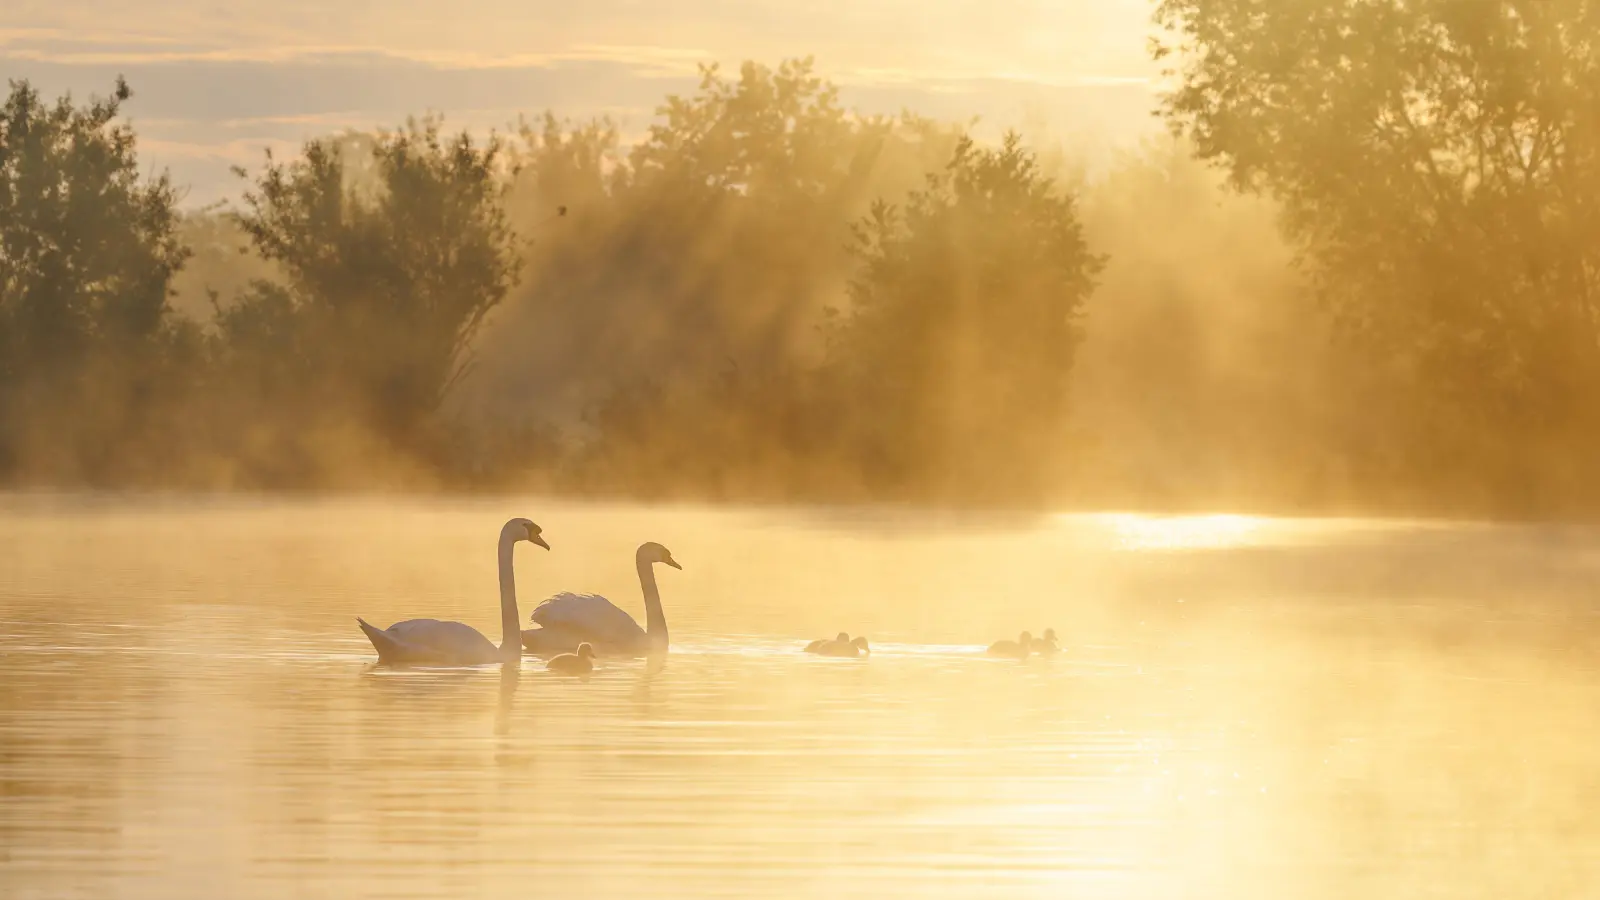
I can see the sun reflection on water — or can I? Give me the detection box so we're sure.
[1093,513,1269,551]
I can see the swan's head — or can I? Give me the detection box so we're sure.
[576,642,595,659]
[851,636,870,654]
[507,518,550,550]
[638,542,681,570]
[1041,628,1057,643]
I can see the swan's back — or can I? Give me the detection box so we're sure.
[387,619,490,647]
[530,592,646,644]
[359,618,498,666]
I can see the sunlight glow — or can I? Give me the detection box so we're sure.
[1098,513,1268,552]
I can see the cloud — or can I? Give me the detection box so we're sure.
[0,29,713,78]
[1,45,1160,205]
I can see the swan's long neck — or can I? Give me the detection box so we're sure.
[497,529,522,662]
[637,554,668,653]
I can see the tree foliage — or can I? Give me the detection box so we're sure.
[472,59,966,497]
[226,119,520,447]
[20,54,1575,514]
[1153,0,1600,503]
[829,132,1104,498]
[0,78,189,480]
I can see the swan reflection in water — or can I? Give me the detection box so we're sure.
[495,663,519,737]
[494,649,669,746]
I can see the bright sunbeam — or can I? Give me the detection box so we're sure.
[4,0,1598,895]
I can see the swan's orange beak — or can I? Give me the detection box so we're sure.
[531,535,550,550]
[664,557,682,570]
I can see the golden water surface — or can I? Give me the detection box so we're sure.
[2,495,1598,898]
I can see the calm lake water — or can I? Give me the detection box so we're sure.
[3,495,1600,899]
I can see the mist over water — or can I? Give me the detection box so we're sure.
[6,0,1600,895]
[3,496,1598,899]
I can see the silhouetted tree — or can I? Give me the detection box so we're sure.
[1153,0,1600,509]
[10,57,1492,511]
[827,132,1105,501]
[473,59,963,497]
[0,77,189,480]
[227,118,520,454]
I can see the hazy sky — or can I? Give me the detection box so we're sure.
[3,1,1163,204]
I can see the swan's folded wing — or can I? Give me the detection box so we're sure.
[392,619,496,656]
[361,618,496,665]
[387,618,450,642]
[530,592,646,643]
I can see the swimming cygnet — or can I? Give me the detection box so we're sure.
[1029,628,1060,655]
[806,632,851,653]
[987,631,1033,659]
[805,633,871,658]
[547,642,596,675]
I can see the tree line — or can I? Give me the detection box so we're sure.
[2,2,1597,517]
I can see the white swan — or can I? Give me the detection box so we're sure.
[522,542,680,658]
[357,518,549,666]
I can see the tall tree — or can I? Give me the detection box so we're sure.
[228,119,520,450]
[1153,0,1600,505]
[0,78,189,479]
[471,60,962,497]
[829,133,1105,501]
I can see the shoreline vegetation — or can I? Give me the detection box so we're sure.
[4,7,1599,522]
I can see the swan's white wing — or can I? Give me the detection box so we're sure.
[387,619,485,649]
[530,592,646,644]
[361,617,497,665]
[391,619,498,656]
